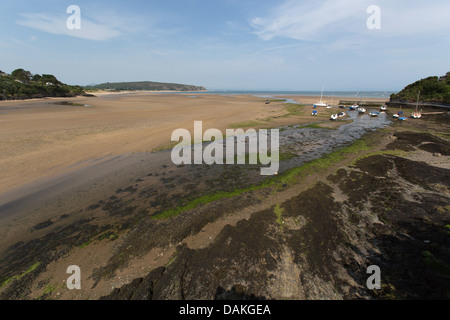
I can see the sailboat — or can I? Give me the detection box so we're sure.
[314,86,327,107]
[327,94,334,109]
[357,91,366,113]
[412,91,422,119]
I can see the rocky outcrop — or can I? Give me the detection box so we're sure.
[100,149,450,299]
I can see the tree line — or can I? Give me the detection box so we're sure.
[0,68,85,100]
[390,72,450,104]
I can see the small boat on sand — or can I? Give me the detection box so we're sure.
[369,111,380,117]
[358,107,366,114]
[380,105,387,111]
[412,91,422,119]
[330,114,338,121]
[314,86,327,107]
[326,94,334,109]
[412,111,422,119]
[312,110,318,116]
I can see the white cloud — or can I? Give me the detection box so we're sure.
[17,12,122,41]
[249,0,364,41]
[249,0,450,42]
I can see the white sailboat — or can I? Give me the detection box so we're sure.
[412,91,422,119]
[357,91,366,113]
[314,86,327,107]
[327,94,334,109]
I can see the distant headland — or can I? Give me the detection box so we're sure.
[84,81,207,92]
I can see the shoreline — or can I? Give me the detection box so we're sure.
[0,94,386,195]
[0,90,391,102]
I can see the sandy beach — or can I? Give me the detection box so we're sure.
[0,93,274,194]
[0,93,387,195]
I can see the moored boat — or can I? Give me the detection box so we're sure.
[314,86,327,107]
[412,91,422,119]
[349,104,359,111]
[412,111,422,119]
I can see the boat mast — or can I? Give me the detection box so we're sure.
[416,91,420,112]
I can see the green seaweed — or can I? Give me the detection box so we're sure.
[152,138,370,220]
[422,251,450,276]
[0,262,41,289]
[274,204,285,231]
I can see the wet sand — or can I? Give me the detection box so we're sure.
[0,93,387,250]
[0,93,277,194]
[0,93,386,194]
[0,93,385,208]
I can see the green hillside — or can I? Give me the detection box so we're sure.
[0,69,84,100]
[85,81,206,92]
[390,72,450,104]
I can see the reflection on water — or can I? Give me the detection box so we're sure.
[186,107,392,189]
[277,109,391,171]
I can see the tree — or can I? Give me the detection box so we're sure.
[40,74,61,85]
[11,69,32,83]
[32,74,42,82]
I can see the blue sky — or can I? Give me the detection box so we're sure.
[1,0,449,91]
